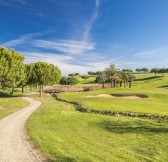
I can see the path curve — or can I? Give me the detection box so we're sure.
[0,97,42,162]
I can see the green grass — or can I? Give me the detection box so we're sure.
[27,73,168,161]
[60,73,168,115]
[76,76,97,86]
[0,97,29,119]
[28,96,168,162]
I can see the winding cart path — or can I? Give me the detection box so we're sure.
[0,97,42,162]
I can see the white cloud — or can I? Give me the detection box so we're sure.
[1,32,48,47]
[82,0,100,42]
[22,50,123,75]
[11,0,27,4]
[96,0,100,7]
[134,46,168,57]
[32,39,94,54]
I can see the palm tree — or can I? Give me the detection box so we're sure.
[128,73,136,88]
[105,63,116,88]
[120,71,129,88]
[96,71,107,88]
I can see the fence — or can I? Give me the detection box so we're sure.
[44,84,111,93]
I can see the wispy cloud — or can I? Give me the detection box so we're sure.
[1,31,48,47]
[21,49,123,75]
[134,46,168,57]
[11,0,27,4]
[82,0,100,42]
[32,39,94,54]
[0,0,27,7]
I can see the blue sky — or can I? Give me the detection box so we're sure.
[1,0,168,75]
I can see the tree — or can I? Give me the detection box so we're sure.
[141,68,149,73]
[128,73,136,88]
[122,69,133,73]
[67,77,79,85]
[33,62,61,97]
[120,71,129,88]
[81,75,89,80]
[60,77,68,85]
[68,73,75,77]
[60,76,79,85]
[0,47,25,96]
[95,71,107,88]
[158,68,166,76]
[105,63,116,88]
[150,68,160,76]
[135,68,141,73]
[88,71,97,75]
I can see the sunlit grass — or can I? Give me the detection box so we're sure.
[28,97,168,161]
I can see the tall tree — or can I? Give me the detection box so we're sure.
[150,68,160,76]
[33,62,61,97]
[0,47,25,96]
[105,63,116,88]
[95,71,107,88]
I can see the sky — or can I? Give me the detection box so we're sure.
[1,0,168,75]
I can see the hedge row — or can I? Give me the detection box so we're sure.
[53,93,168,120]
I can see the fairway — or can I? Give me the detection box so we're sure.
[60,74,168,115]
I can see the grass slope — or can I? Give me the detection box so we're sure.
[28,96,168,162]
[0,97,29,119]
[60,74,168,115]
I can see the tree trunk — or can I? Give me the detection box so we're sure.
[10,87,14,96]
[129,82,132,88]
[120,81,122,87]
[39,85,42,97]
[36,83,38,89]
[111,79,113,88]
[22,87,24,94]
[124,81,126,88]
[42,85,44,92]
[102,83,105,88]
[26,85,28,91]
[113,80,116,88]
[30,86,32,92]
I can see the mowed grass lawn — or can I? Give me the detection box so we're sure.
[28,97,168,162]
[0,97,29,119]
[60,73,168,115]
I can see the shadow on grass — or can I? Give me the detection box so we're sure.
[0,91,10,97]
[111,94,148,98]
[157,85,168,89]
[49,156,92,162]
[135,76,162,81]
[97,120,168,134]
[82,81,96,84]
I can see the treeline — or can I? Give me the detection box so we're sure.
[0,46,61,96]
[95,64,135,88]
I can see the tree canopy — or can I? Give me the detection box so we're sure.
[0,46,61,96]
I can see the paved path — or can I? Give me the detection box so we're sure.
[0,97,42,162]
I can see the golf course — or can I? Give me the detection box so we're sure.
[1,0,168,161]
[26,73,168,162]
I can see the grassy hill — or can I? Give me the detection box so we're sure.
[27,73,168,161]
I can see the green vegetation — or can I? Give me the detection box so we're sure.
[0,97,29,119]
[60,76,79,85]
[28,96,168,161]
[0,47,25,95]
[0,46,61,96]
